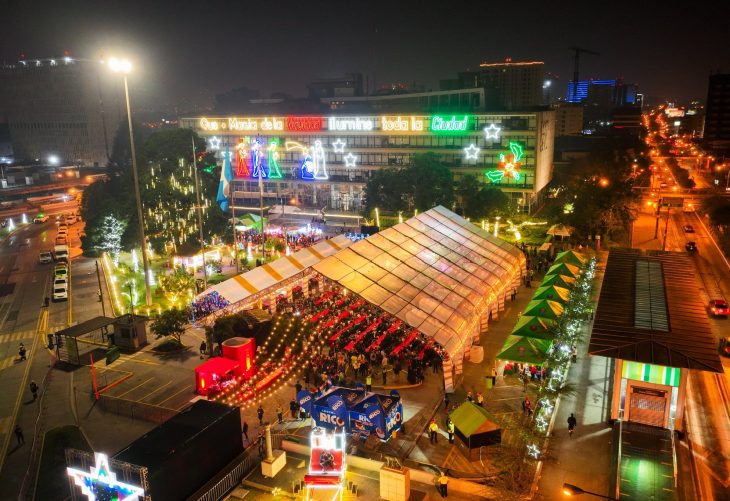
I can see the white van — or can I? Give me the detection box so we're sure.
[54,244,69,261]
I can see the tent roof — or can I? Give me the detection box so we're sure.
[553,250,586,267]
[510,315,555,339]
[546,262,580,278]
[547,224,575,237]
[540,273,576,289]
[449,402,500,436]
[313,206,525,359]
[531,285,570,303]
[497,335,553,364]
[522,299,565,320]
[198,234,353,304]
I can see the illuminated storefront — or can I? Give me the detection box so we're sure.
[180,112,555,213]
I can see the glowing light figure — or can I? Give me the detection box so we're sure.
[208,136,221,150]
[285,141,329,180]
[250,140,267,179]
[540,399,554,415]
[483,123,501,140]
[7,218,14,230]
[495,141,524,181]
[464,144,480,160]
[21,213,28,224]
[535,416,547,432]
[312,140,329,180]
[332,138,346,153]
[131,249,139,273]
[343,152,358,168]
[247,241,253,262]
[267,140,283,179]
[67,452,145,501]
[235,141,250,177]
[527,444,541,459]
[147,267,155,287]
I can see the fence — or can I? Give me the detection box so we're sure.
[97,393,178,424]
[187,433,286,501]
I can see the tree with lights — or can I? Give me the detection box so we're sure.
[98,215,126,265]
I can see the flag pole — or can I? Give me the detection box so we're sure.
[231,177,239,273]
[192,136,208,291]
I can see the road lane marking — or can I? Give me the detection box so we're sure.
[139,380,173,403]
[114,376,154,398]
[157,384,194,406]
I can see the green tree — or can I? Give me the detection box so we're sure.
[151,307,187,345]
[407,153,454,211]
[364,168,408,214]
[157,268,196,298]
[458,174,512,219]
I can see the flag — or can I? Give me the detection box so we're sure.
[217,143,233,212]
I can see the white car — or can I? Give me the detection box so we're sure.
[54,277,68,288]
[52,283,68,301]
[39,251,53,264]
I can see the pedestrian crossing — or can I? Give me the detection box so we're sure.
[0,325,65,371]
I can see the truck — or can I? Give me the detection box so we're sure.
[54,244,69,262]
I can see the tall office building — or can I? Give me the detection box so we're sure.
[703,73,730,152]
[455,60,544,110]
[0,56,124,166]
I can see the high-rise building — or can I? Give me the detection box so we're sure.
[455,60,544,110]
[0,56,124,166]
[703,73,730,152]
[566,79,638,106]
[553,103,584,136]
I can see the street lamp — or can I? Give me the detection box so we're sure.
[562,483,616,500]
[108,57,152,306]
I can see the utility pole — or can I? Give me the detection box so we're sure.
[191,137,208,290]
[95,260,106,317]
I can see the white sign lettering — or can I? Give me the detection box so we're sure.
[381,116,424,132]
[328,117,374,131]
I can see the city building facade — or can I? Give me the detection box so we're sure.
[703,73,730,152]
[447,60,545,110]
[553,103,584,136]
[0,57,124,167]
[180,111,555,214]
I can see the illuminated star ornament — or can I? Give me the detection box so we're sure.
[343,152,358,168]
[483,123,501,140]
[527,444,541,459]
[207,136,221,150]
[464,144,480,160]
[67,452,145,501]
[332,138,346,153]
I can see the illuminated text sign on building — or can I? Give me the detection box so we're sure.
[381,116,425,132]
[199,117,285,132]
[328,117,374,131]
[430,115,470,132]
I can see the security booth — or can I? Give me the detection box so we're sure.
[112,314,148,350]
[589,249,723,431]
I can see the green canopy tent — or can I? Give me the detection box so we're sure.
[540,273,576,289]
[531,284,570,304]
[522,299,564,321]
[497,335,553,365]
[553,250,586,268]
[449,401,501,460]
[235,213,267,231]
[546,262,581,279]
[510,315,555,340]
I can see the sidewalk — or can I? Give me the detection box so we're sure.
[533,252,615,500]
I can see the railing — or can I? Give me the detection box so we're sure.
[97,393,177,424]
[614,419,623,501]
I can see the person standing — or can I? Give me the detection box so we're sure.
[242,421,249,442]
[295,380,303,394]
[429,419,439,444]
[466,391,473,403]
[199,341,207,359]
[257,405,265,425]
[443,393,450,411]
[30,380,38,400]
[491,367,497,387]
[524,397,532,417]
[567,413,577,437]
[14,425,24,446]
[289,399,298,420]
[366,373,372,392]
[277,405,283,424]
[447,418,455,444]
[438,471,449,497]
[476,392,484,407]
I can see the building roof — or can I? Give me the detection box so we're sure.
[55,316,116,338]
[588,248,722,373]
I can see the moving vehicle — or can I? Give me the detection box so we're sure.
[685,241,697,252]
[720,337,730,358]
[34,214,49,223]
[39,251,53,264]
[709,299,729,317]
[683,225,695,233]
[52,283,68,301]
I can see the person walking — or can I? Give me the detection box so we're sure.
[365,373,372,392]
[447,418,455,444]
[199,341,207,359]
[257,405,264,425]
[18,343,27,361]
[443,393,450,411]
[437,470,449,497]
[30,380,38,400]
[429,419,439,444]
[567,413,577,437]
[277,404,283,424]
[524,397,532,417]
[491,366,497,387]
[476,392,484,407]
[295,380,303,394]
[14,424,24,446]
[289,399,298,421]
[242,421,249,442]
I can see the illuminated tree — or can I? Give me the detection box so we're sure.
[99,215,126,265]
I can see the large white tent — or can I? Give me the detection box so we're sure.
[198,207,526,389]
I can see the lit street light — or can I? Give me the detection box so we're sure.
[562,483,616,499]
[108,57,152,306]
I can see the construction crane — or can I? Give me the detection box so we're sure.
[569,47,600,102]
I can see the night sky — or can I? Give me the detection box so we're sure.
[3,0,729,109]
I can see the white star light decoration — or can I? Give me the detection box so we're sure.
[540,399,554,415]
[332,138,346,153]
[67,453,145,501]
[536,416,548,432]
[208,136,221,150]
[527,444,541,459]
[464,144,480,160]
[343,152,358,168]
[484,123,501,140]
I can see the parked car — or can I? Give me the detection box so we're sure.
[54,277,68,288]
[685,241,697,252]
[709,299,729,317]
[719,337,730,358]
[39,251,53,264]
[65,214,77,224]
[34,214,49,223]
[683,225,695,233]
[54,265,68,278]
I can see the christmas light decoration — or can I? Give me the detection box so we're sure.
[207,136,221,150]
[483,123,501,140]
[235,141,250,177]
[66,452,144,501]
[527,443,541,459]
[267,140,283,179]
[464,144,480,160]
[21,213,28,224]
[431,115,470,133]
[343,152,358,168]
[332,138,346,153]
[7,218,14,230]
[485,141,524,182]
[131,249,139,273]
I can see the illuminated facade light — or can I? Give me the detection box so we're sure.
[207,136,221,150]
[343,152,358,168]
[67,452,145,501]
[332,138,346,153]
[483,123,501,140]
[464,144,480,160]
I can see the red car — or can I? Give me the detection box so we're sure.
[709,299,729,317]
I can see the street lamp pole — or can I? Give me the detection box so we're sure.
[562,483,616,500]
[114,59,152,306]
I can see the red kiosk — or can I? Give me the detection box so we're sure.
[221,337,256,378]
[195,357,239,396]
